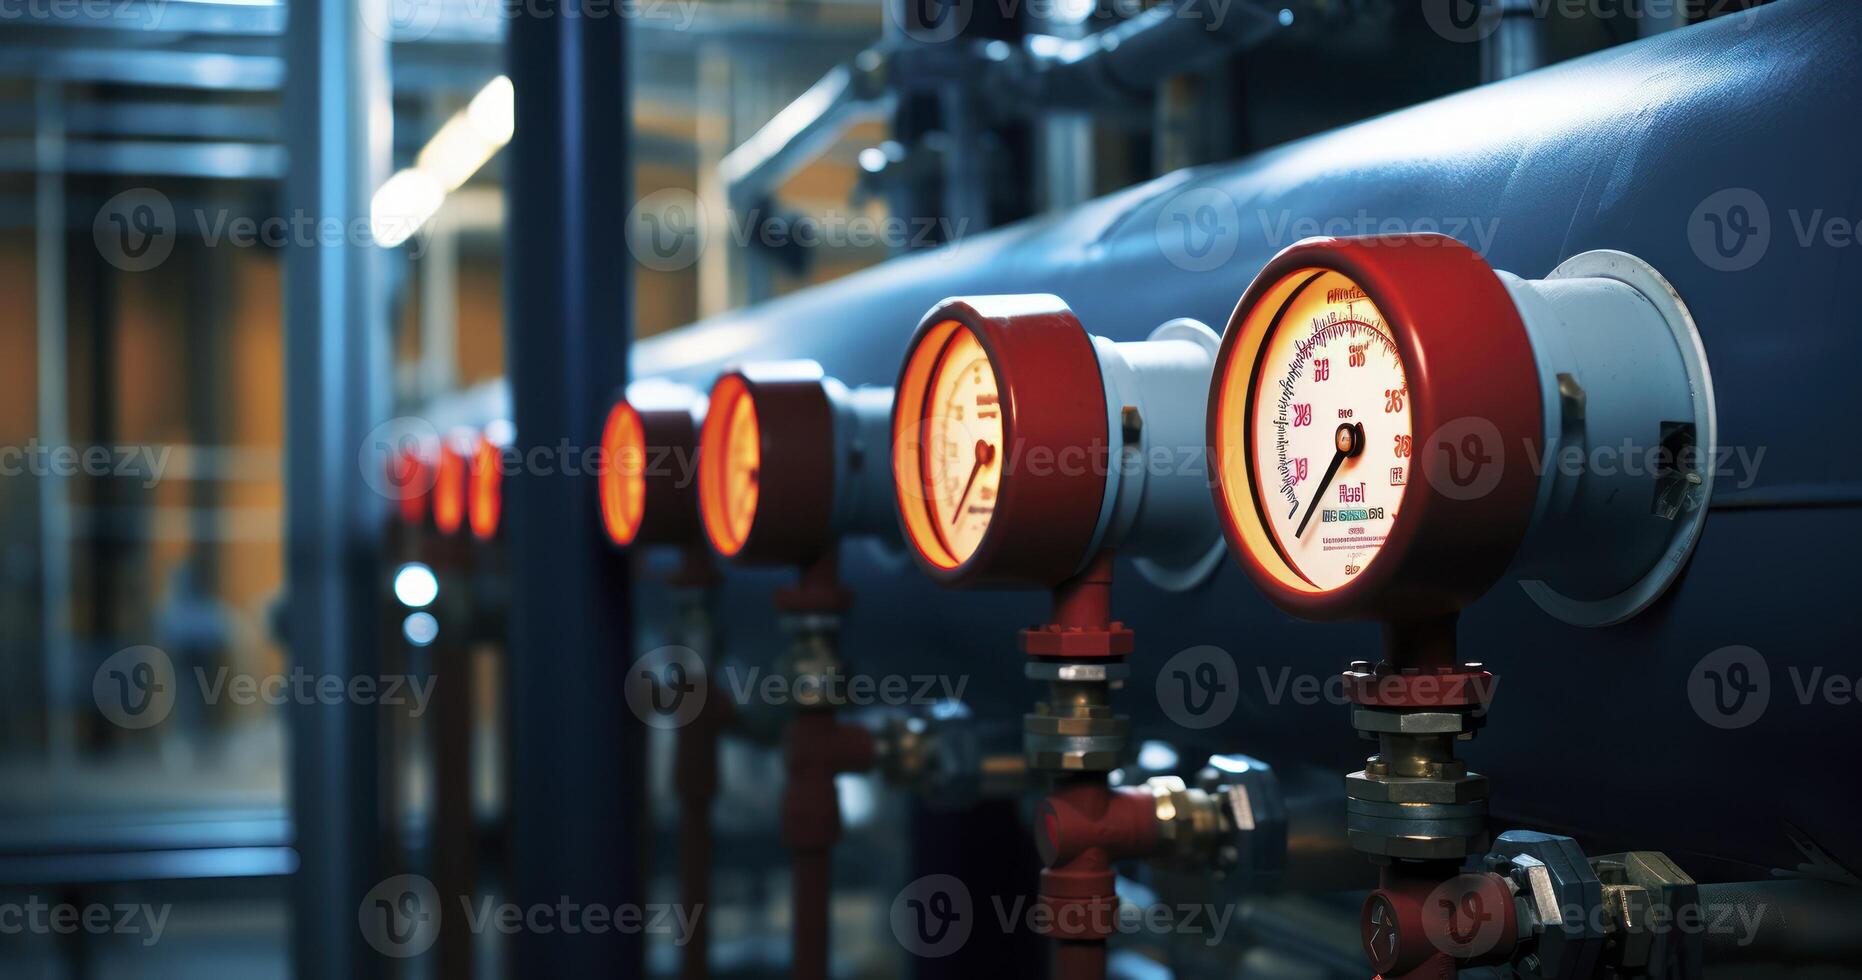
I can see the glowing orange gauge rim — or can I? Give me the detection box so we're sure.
[599,401,648,546]
[1213,267,1411,595]
[432,439,468,535]
[697,375,760,557]
[393,446,432,526]
[893,319,1003,570]
[468,435,505,541]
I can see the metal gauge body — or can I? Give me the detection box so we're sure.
[697,362,896,566]
[602,382,705,549]
[894,294,1223,591]
[1210,236,1715,626]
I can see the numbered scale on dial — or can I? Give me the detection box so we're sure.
[1244,271,1412,591]
[1210,236,1717,625]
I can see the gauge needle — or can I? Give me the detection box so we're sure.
[1295,423,1363,539]
[950,439,995,525]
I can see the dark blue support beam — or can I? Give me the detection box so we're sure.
[503,1,641,976]
[281,0,389,975]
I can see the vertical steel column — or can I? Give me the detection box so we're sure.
[282,0,391,974]
[503,1,641,976]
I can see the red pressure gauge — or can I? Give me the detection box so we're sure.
[893,294,1224,591]
[432,430,473,537]
[696,362,895,565]
[468,419,514,542]
[391,442,435,528]
[1209,235,1715,626]
[599,381,705,549]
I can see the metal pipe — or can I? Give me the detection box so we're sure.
[503,0,641,972]
[1697,879,1862,965]
[634,2,1862,875]
[281,0,390,971]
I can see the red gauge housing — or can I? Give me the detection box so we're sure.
[469,424,514,542]
[601,395,703,549]
[697,366,838,566]
[432,433,471,537]
[893,294,1111,589]
[1208,235,1543,621]
[391,446,434,527]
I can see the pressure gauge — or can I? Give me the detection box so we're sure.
[893,294,1224,591]
[391,442,435,528]
[1210,236,1715,626]
[432,430,473,537]
[599,381,705,549]
[697,362,895,565]
[468,420,514,542]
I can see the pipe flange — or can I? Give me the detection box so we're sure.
[1351,707,1477,736]
[1347,797,1488,860]
[1347,769,1489,805]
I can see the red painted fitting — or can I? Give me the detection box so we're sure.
[675,685,735,980]
[1019,553,1134,658]
[1362,863,1517,979]
[1033,780,1157,953]
[782,711,876,980]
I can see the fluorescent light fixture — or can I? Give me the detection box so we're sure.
[372,74,515,249]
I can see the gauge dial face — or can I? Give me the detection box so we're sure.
[700,379,761,556]
[600,403,646,545]
[1221,269,1412,592]
[919,326,1004,564]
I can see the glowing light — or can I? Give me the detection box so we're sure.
[1137,740,1179,772]
[372,75,515,249]
[403,611,440,647]
[393,562,439,608]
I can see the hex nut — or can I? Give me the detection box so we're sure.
[1351,707,1471,735]
[1346,770,1490,805]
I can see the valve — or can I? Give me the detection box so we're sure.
[1140,754,1287,881]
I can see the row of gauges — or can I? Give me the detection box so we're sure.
[396,234,1718,979]
[595,236,1714,628]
